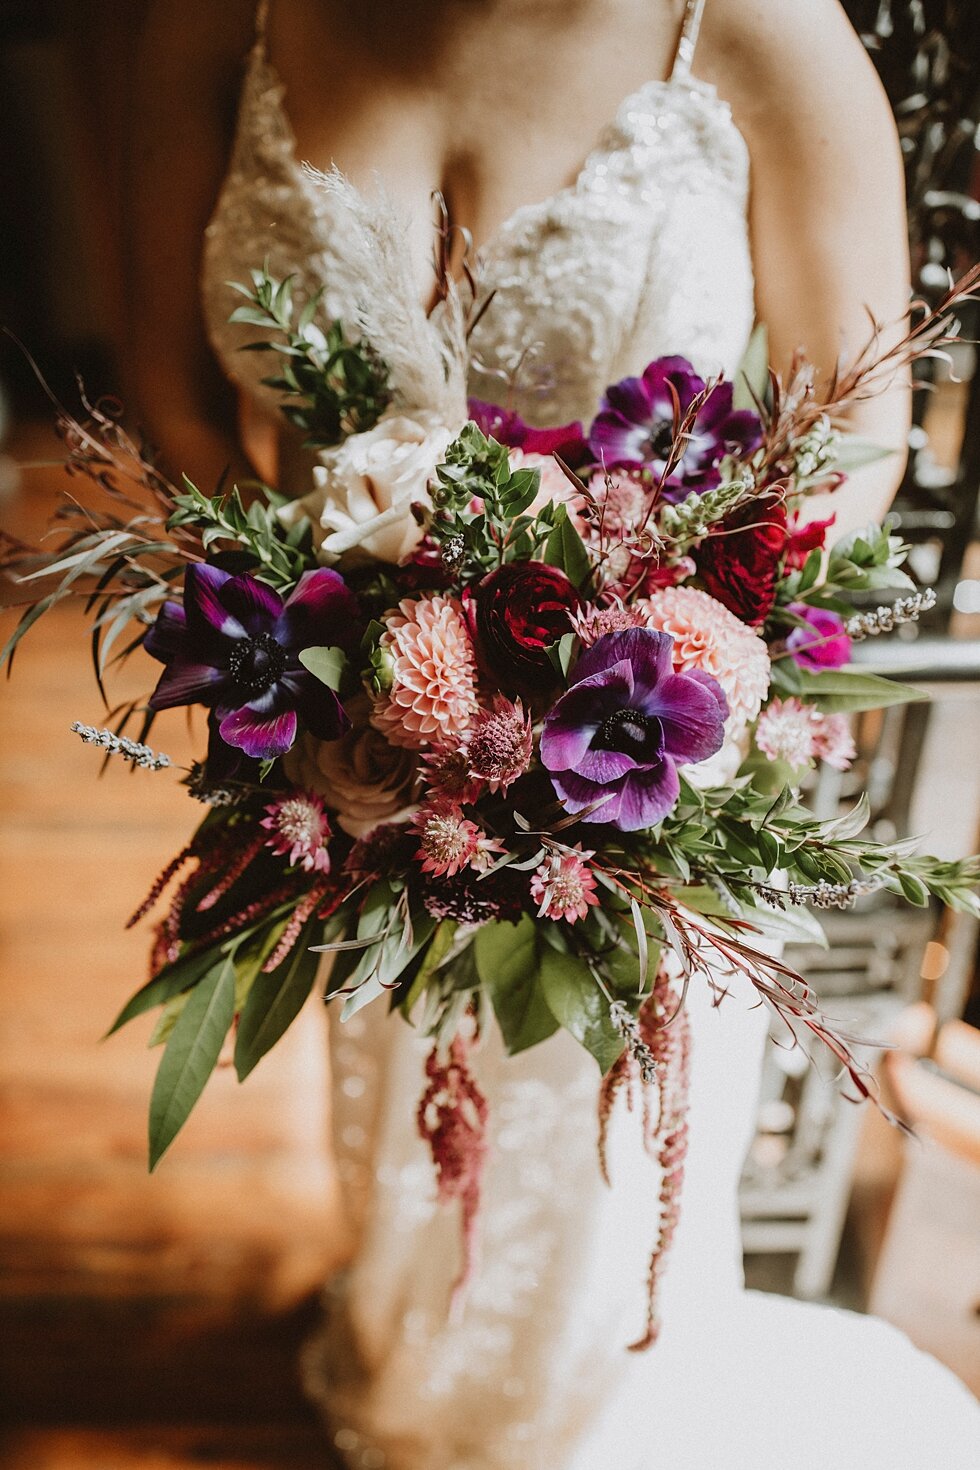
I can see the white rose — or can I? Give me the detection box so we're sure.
[281,411,462,565]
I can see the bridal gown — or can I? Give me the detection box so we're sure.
[201,4,980,1466]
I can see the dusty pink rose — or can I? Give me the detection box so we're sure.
[283,695,419,837]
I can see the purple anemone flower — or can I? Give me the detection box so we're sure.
[785,603,852,671]
[540,628,727,831]
[588,356,762,501]
[145,564,359,760]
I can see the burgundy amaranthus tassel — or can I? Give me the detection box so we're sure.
[628,971,692,1353]
[261,882,331,972]
[417,1025,489,1321]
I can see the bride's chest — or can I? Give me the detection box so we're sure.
[203,72,756,428]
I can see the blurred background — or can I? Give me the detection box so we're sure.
[0,2,978,1466]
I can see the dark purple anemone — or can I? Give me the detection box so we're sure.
[467,398,591,468]
[539,628,727,831]
[588,356,761,501]
[145,564,359,760]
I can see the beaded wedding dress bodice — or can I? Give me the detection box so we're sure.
[201,5,980,1467]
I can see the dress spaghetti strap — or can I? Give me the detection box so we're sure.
[670,0,708,80]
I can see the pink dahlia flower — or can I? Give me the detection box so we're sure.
[811,711,856,771]
[635,585,770,733]
[372,595,480,750]
[755,698,820,769]
[261,790,332,872]
[530,846,601,923]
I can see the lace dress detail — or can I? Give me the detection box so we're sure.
[201,15,980,1469]
[202,54,754,448]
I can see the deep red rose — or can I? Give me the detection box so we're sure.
[464,562,583,694]
[695,495,788,626]
[783,513,835,571]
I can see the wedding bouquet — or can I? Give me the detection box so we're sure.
[4,194,978,1337]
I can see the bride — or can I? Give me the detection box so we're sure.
[126,1,980,1465]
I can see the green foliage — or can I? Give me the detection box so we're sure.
[229,266,391,446]
[148,954,237,1169]
[298,644,348,692]
[474,917,559,1054]
[168,477,311,592]
[426,423,581,580]
[538,947,624,1073]
[234,926,322,1080]
[770,662,927,712]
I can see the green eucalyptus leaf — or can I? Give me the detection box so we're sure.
[796,667,927,713]
[543,514,592,590]
[538,948,623,1073]
[298,644,348,691]
[148,955,237,1170]
[474,917,559,1054]
[105,946,223,1038]
[234,934,320,1080]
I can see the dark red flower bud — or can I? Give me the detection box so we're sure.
[464,562,583,695]
[695,495,788,626]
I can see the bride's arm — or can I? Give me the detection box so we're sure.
[705,0,912,540]
[123,0,256,490]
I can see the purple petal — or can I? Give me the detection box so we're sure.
[149,658,232,711]
[602,375,653,425]
[654,670,728,763]
[588,410,649,468]
[572,629,673,699]
[540,665,633,772]
[143,600,186,663]
[184,563,242,639]
[573,745,640,782]
[219,704,298,759]
[610,762,681,831]
[642,356,704,415]
[276,569,360,651]
[549,768,619,818]
[218,572,284,635]
[281,668,351,741]
[692,380,734,433]
[721,408,763,454]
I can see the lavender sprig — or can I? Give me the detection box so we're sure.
[609,999,658,1083]
[754,876,885,911]
[70,722,172,770]
[846,588,936,640]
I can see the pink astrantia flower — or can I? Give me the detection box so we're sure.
[372,595,480,750]
[463,698,533,792]
[755,698,820,769]
[570,600,649,648]
[635,585,770,734]
[530,845,601,923]
[261,790,332,872]
[412,798,503,879]
[812,711,856,771]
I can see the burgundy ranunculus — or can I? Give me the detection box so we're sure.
[588,356,762,501]
[464,562,583,695]
[783,513,835,572]
[695,495,788,626]
[785,603,852,671]
[467,399,591,468]
[145,563,359,760]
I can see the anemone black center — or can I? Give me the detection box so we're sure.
[228,631,286,696]
[644,420,677,461]
[597,707,664,758]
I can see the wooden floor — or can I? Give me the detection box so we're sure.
[0,428,348,1456]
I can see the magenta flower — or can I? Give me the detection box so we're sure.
[467,399,590,467]
[588,356,761,500]
[785,603,851,671]
[145,564,359,760]
[540,628,727,831]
